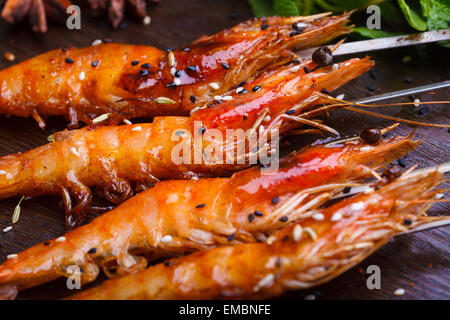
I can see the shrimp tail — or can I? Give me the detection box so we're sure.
[68,165,447,300]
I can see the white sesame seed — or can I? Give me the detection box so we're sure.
[56,236,66,243]
[290,65,301,72]
[170,67,176,76]
[312,213,324,221]
[173,78,181,86]
[123,119,132,125]
[293,225,303,242]
[0,170,7,175]
[143,16,151,26]
[360,146,373,152]
[263,116,271,123]
[259,125,265,134]
[332,63,339,71]
[92,39,102,46]
[3,226,13,232]
[336,94,345,100]
[304,294,316,300]
[213,95,223,101]
[161,235,173,243]
[364,187,375,194]
[304,227,317,241]
[435,193,444,199]
[350,202,364,211]
[394,288,405,296]
[294,22,307,28]
[266,236,275,245]
[344,62,351,67]
[402,56,412,64]
[235,87,244,93]
[209,82,220,90]
[222,95,233,101]
[92,113,110,124]
[413,98,421,107]
[70,147,79,156]
[168,51,175,67]
[7,254,18,259]
[131,126,142,132]
[331,212,342,222]
[253,273,274,292]
[155,97,176,104]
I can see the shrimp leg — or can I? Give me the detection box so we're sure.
[69,166,448,300]
[0,134,417,297]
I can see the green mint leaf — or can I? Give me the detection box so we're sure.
[397,0,428,31]
[248,0,274,17]
[274,0,300,16]
[352,26,401,39]
[420,0,450,30]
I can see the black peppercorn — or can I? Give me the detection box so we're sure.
[312,47,333,66]
[360,128,381,144]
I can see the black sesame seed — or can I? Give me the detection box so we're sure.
[190,95,196,103]
[186,65,197,72]
[229,13,240,19]
[87,247,97,254]
[292,59,301,64]
[175,131,185,136]
[360,128,381,144]
[369,68,376,80]
[282,235,289,241]
[343,186,351,194]
[254,210,263,217]
[279,216,288,222]
[303,66,310,74]
[164,261,173,267]
[252,85,261,92]
[175,69,182,77]
[321,89,330,95]
[248,213,255,223]
[285,109,296,115]
[196,203,206,208]
[199,126,206,135]
[139,69,149,76]
[261,24,269,30]
[240,89,248,94]
[274,258,281,268]
[221,62,230,70]
[131,60,140,66]
[44,242,50,246]
[208,102,217,108]
[141,63,150,68]
[397,158,406,168]
[243,115,248,120]
[238,81,246,87]
[367,84,376,92]
[312,47,333,65]
[166,83,177,88]
[91,60,99,67]
[65,58,74,64]
[271,197,279,205]
[289,30,301,37]
[417,106,429,116]
[104,38,113,43]
[80,267,85,273]
[403,219,412,225]
[61,47,67,52]
[227,233,235,241]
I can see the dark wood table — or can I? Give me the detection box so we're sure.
[0,0,448,300]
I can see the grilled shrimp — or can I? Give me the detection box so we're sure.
[69,165,449,300]
[0,12,351,128]
[0,57,374,228]
[0,134,417,298]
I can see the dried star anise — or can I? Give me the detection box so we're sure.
[87,0,158,29]
[1,0,72,32]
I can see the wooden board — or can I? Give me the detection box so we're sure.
[0,0,448,300]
